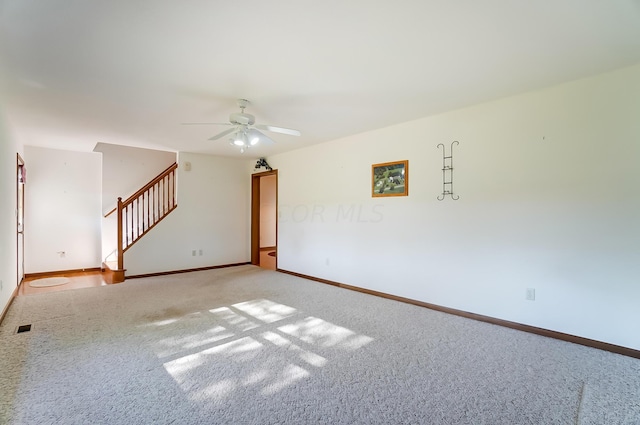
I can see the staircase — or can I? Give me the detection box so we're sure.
[104,163,178,283]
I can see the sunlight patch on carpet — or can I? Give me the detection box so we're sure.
[165,337,265,376]
[262,331,328,367]
[232,299,298,323]
[160,297,374,401]
[278,316,374,350]
[195,379,237,404]
[242,370,270,387]
[209,307,260,331]
[156,325,235,357]
[261,364,310,395]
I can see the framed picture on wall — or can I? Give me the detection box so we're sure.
[372,160,408,197]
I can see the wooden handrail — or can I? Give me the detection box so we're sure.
[104,206,117,218]
[115,162,178,272]
[122,163,178,205]
[104,163,178,219]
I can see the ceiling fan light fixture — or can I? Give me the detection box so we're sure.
[191,98,301,151]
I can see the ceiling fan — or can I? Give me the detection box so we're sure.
[182,99,301,153]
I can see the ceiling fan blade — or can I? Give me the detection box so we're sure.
[182,122,232,126]
[254,124,301,136]
[248,129,276,145]
[208,127,238,141]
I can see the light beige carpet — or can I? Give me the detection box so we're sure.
[1,265,639,424]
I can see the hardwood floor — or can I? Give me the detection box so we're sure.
[19,270,109,296]
[259,249,276,270]
[19,256,274,296]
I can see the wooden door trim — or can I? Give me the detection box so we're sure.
[16,153,24,287]
[251,170,278,266]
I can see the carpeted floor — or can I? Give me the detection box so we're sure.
[1,265,639,424]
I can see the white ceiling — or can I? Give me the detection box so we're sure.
[1,1,640,158]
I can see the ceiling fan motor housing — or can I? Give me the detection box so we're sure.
[230,112,255,125]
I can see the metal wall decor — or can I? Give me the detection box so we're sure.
[437,141,459,200]
[255,157,273,171]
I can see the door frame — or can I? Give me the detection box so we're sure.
[16,153,25,286]
[251,170,278,266]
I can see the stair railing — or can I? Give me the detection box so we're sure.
[114,163,178,270]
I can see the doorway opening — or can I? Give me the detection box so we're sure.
[251,170,277,270]
[17,154,25,286]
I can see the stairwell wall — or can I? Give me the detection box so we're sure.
[94,143,176,216]
[95,143,177,262]
[124,152,250,276]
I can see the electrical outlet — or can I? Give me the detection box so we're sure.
[0,280,3,291]
[199,249,203,256]
[191,250,196,256]
[526,288,536,301]
[325,258,330,266]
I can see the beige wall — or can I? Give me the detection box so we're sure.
[95,143,177,262]
[23,146,102,273]
[0,110,21,312]
[270,64,640,350]
[124,152,250,275]
[94,143,176,215]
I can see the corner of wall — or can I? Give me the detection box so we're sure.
[0,109,20,315]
